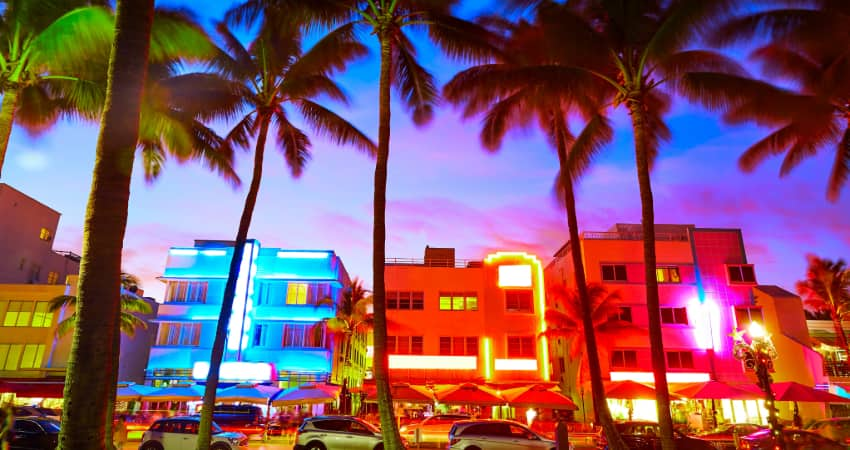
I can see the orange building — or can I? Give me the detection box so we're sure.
[383,246,550,387]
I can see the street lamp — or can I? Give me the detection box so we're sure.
[731,321,784,449]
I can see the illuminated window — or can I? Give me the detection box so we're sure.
[3,301,32,327]
[439,336,479,356]
[601,264,628,282]
[734,307,764,329]
[507,336,535,358]
[286,283,309,305]
[498,265,532,287]
[19,344,45,369]
[611,350,639,369]
[282,322,325,348]
[438,292,478,311]
[505,290,533,313]
[387,336,423,355]
[39,228,51,241]
[166,281,208,303]
[387,291,424,310]
[656,267,681,284]
[156,323,201,346]
[0,344,23,370]
[610,306,632,323]
[667,351,694,369]
[30,302,53,328]
[727,265,756,284]
[660,307,688,325]
[46,271,59,285]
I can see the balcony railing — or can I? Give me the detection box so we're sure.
[385,258,482,268]
[824,361,850,378]
[582,231,690,242]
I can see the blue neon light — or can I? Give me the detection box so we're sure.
[277,251,330,259]
[170,249,198,256]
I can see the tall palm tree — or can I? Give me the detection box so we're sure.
[507,3,745,447]
[195,18,377,449]
[797,255,850,354]
[58,0,155,448]
[225,3,495,446]
[444,16,628,449]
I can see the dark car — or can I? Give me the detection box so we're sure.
[210,405,266,438]
[805,417,850,446]
[610,421,714,450]
[740,428,845,450]
[10,417,60,450]
[697,423,765,450]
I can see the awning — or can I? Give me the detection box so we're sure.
[0,380,64,398]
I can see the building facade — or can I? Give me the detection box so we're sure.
[383,246,550,386]
[147,240,351,389]
[0,183,80,285]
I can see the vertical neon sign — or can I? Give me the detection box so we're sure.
[228,241,258,353]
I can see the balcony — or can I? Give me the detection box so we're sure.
[824,361,850,379]
[582,231,690,242]
[385,258,482,268]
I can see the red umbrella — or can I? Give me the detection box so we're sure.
[771,382,850,403]
[675,381,763,400]
[501,384,578,410]
[605,380,681,400]
[363,383,435,404]
[435,383,504,406]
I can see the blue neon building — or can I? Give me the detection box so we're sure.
[145,239,350,388]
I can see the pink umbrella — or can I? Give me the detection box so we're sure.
[605,380,681,400]
[435,383,504,406]
[501,384,578,410]
[271,383,340,406]
[771,382,850,403]
[675,381,763,400]
[363,383,435,404]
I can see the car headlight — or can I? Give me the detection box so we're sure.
[228,437,241,444]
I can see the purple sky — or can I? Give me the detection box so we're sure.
[3,1,849,300]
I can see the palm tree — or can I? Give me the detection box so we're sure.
[195,18,377,449]
[797,255,850,354]
[58,0,155,448]
[506,3,745,447]
[444,16,628,449]
[225,3,495,446]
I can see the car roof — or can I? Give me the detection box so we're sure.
[453,419,526,426]
[156,416,201,422]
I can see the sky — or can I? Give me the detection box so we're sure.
[2,1,849,300]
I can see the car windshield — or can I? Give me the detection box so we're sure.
[210,422,224,434]
[356,419,380,434]
[39,420,61,433]
[36,408,58,416]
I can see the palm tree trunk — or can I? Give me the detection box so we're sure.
[627,101,674,450]
[58,1,153,449]
[554,116,627,450]
[104,319,121,450]
[829,299,849,352]
[373,32,403,450]
[196,114,270,450]
[0,88,19,178]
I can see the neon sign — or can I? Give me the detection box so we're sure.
[192,361,276,382]
[277,251,331,259]
[388,355,477,370]
[495,359,538,371]
[228,241,258,351]
[610,371,711,383]
[498,265,532,287]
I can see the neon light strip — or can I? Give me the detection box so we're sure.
[495,359,538,371]
[609,371,711,383]
[228,242,255,351]
[388,355,477,370]
[200,249,227,256]
[483,338,493,380]
[276,251,330,259]
[193,361,274,381]
[170,249,198,256]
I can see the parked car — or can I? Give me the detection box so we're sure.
[448,419,568,450]
[400,413,470,444]
[210,405,265,439]
[10,417,60,450]
[697,423,765,450]
[13,407,60,422]
[608,421,714,450]
[294,415,396,450]
[806,417,850,446]
[138,416,248,450]
[739,428,845,450]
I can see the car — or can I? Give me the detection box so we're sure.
[138,416,248,450]
[294,415,395,450]
[10,417,60,450]
[210,405,266,439]
[13,407,60,422]
[697,423,765,450]
[608,421,714,450]
[400,413,470,444]
[739,428,845,450]
[805,417,850,446]
[448,419,568,450]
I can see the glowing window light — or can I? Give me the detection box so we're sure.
[495,359,538,371]
[366,345,374,357]
[609,371,711,383]
[388,355,477,370]
[687,297,723,351]
[498,265,532,287]
[276,251,330,259]
[483,338,493,380]
[192,361,275,381]
[170,249,198,256]
[484,252,550,381]
[200,249,227,256]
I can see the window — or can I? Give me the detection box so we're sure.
[286,283,309,305]
[253,324,268,347]
[610,307,632,323]
[656,267,681,283]
[735,307,764,329]
[601,264,628,281]
[39,228,51,241]
[507,336,535,358]
[166,281,208,303]
[3,301,32,327]
[0,344,44,370]
[660,307,688,325]
[611,350,639,369]
[438,292,478,311]
[387,291,424,310]
[282,322,325,348]
[387,336,424,355]
[505,290,533,313]
[46,271,59,285]
[156,323,201,346]
[19,344,45,369]
[30,302,53,327]
[667,351,694,369]
[728,265,756,283]
[438,337,479,356]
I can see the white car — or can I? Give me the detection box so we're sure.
[448,419,571,450]
[401,414,471,444]
[139,416,248,450]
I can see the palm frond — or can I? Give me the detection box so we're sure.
[827,128,850,202]
[565,112,614,181]
[48,295,76,312]
[479,89,534,152]
[425,11,500,63]
[710,9,840,48]
[392,33,438,127]
[645,0,736,60]
[149,7,216,63]
[212,22,257,80]
[140,143,166,183]
[15,84,62,137]
[158,73,248,123]
[272,110,311,177]
[288,23,367,80]
[284,75,349,105]
[296,99,377,156]
[29,6,113,72]
[55,316,76,337]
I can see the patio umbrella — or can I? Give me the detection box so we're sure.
[217,383,281,404]
[605,380,681,400]
[771,381,850,403]
[271,383,340,406]
[116,383,158,402]
[140,383,206,402]
[363,383,435,404]
[674,381,763,400]
[435,383,504,406]
[501,384,578,410]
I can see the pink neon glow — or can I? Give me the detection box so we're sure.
[610,371,711,383]
[498,265,532,287]
[494,359,538,371]
[687,297,723,351]
[388,355,477,370]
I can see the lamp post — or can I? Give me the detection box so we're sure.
[731,321,784,450]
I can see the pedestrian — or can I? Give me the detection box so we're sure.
[113,416,128,450]
[556,411,570,450]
